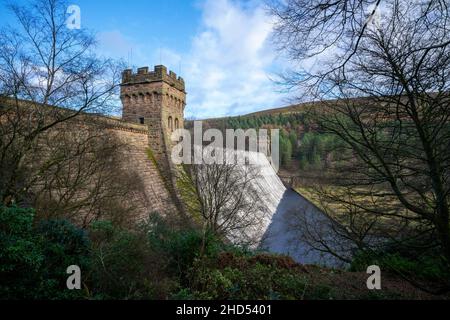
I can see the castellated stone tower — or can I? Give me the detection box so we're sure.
[120,65,186,159]
[120,66,186,215]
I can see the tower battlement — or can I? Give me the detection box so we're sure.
[120,64,186,156]
[122,65,185,92]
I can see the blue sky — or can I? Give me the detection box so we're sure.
[0,0,292,119]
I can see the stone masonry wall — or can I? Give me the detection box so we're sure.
[1,95,179,222]
[46,113,178,220]
[105,118,178,217]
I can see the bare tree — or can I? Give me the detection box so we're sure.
[0,0,123,204]
[268,0,449,95]
[29,118,149,226]
[178,156,267,247]
[270,0,450,290]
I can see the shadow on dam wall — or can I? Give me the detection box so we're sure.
[220,149,352,268]
[259,189,352,268]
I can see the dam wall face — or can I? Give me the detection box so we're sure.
[236,151,287,246]
[230,150,344,267]
[204,149,287,246]
[0,99,178,223]
[106,119,178,219]
[2,65,186,223]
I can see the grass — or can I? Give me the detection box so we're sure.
[295,185,412,219]
[294,184,422,240]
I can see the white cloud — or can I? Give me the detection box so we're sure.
[96,0,288,119]
[184,0,286,119]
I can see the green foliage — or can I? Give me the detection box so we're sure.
[5,207,437,300]
[226,113,310,131]
[185,253,332,300]
[87,220,176,299]
[36,219,90,299]
[0,206,44,299]
[350,247,450,284]
[225,112,348,171]
[297,132,345,170]
[86,216,224,299]
[288,131,298,155]
[280,134,293,166]
[146,215,222,283]
[0,206,89,299]
[37,219,91,274]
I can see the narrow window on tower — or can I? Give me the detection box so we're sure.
[168,116,173,131]
[139,117,145,124]
[175,118,179,129]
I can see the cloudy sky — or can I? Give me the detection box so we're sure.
[0,0,293,119]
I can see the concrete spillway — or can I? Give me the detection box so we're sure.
[232,151,345,267]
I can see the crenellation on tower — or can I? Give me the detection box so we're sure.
[121,65,185,129]
[121,65,185,92]
[137,66,149,74]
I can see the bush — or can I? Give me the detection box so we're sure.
[87,220,177,299]
[0,206,90,299]
[185,252,331,300]
[350,247,450,284]
[144,217,334,300]
[36,219,91,299]
[37,219,90,271]
[0,206,44,299]
[146,215,222,283]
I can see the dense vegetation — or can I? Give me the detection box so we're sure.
[0,206,90,299]
[1,0,449,302]
[1,205,446,300]
[221,111,450,294]
[225,113,346,170]
[0,205,331,300]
